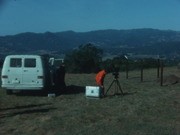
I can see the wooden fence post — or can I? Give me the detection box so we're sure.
[141,60,143,82]
[157,58,160,78]
[160,60,164,86]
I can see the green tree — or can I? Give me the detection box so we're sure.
[65,44,103,73]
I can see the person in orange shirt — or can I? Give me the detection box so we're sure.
[95,69,107,96]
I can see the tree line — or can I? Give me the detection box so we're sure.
[64,44,160,73]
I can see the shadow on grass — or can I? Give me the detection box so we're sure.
[63,85,85,95]
[5,85,85,97]
[61,86,136,97]
[0,103,52,111]
[15,90,49,97]
[0,105,56,118]
[14,87,65,97]
[105,91,137,98]
[0,108,56,118]
[123,91,137,96]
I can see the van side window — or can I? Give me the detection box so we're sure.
[10,58,22,67]
[24,58,36,68]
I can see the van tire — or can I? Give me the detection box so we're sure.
[6,90,13,95]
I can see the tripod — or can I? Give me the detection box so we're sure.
[105,77,124,96]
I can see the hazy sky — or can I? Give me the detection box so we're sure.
[0,0,180,35]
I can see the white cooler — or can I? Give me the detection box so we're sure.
[85,86,101,98]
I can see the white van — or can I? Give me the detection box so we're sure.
[1,55,52,94]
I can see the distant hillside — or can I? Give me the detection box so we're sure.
[0,28,180,57]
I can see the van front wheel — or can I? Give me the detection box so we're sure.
[6,90,13,95]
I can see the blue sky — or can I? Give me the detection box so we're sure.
[0,0,180,35]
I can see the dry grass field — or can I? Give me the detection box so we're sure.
[0,67,180,135]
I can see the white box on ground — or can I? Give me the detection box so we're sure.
[85,86,101,98]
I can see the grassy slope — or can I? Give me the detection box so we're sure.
[0,67,179,135]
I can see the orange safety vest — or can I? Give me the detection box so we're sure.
[95,70,106,86]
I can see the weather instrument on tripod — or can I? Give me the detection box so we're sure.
[105,71,124,96]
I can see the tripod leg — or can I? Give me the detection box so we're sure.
[105,80,115,95]
[115,81,118,95]
[117,80,124,95]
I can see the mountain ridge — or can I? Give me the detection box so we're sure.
[0,28,180,57]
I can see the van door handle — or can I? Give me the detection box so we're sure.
[24,70,28,72]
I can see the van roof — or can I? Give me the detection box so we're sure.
[5,55,42,58]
